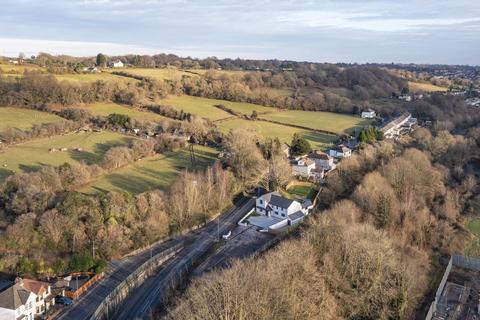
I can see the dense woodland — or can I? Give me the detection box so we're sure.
[167,126,480,319]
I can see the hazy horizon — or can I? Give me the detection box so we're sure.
[1,0,479,65]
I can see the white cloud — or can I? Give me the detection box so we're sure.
[277,10,480,32]
[0,38,165,57]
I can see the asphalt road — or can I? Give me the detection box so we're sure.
[55,237,183,320]
[112,197,255,320]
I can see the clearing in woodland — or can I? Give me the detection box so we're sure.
[81,145,218,194]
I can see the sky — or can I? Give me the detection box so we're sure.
[0,0,479,65]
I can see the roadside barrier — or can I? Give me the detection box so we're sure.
[89,243,183,320]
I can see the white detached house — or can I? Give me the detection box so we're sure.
[329,144,352,158]
[0,279,37,320]
[256,192,313,225]
[361,108,376,119]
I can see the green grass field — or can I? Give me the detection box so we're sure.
[0,131,133,181]
[160,95,233,121]
[109,68,199,81]
[0,63,44,74]
[217,118,337,150]
[0,107,64,131]
[408,81,448,93]
[81,145,218,194]
[72,103,174,123]
[160,95,275,120]
[261,110,369,134]
[55,73,137,84]
[464,218,480,257]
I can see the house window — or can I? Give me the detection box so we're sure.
[259,199,262,204]
[282,213,286,217]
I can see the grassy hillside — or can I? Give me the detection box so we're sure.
[55,72,137,84]
[261,110,369,134]
[82,145,218,194]
[71,103,174,123]
[217,118,337,150]
[0,107,64,131]
[160,95,276,121]
[109,68,199,81]
[408,81,448,93]
[160,95,233,121]
[0,131,133,180]
[0,63,44,74]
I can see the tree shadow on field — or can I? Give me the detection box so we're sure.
[301,132,337,145]
[104,172,173,194]
[18,163,42,173]
[0,168,14,180]
[92,138,134,156]
[69,150,99,165]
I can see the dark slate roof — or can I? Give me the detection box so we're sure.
[308,150,331,160]
[289,211,305,221]
[332,144,351,153]
[270,194,295,209]
[301,199,313,209]
[260,191,281,203]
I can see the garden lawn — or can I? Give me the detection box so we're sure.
[261,110,370,134]
[0,131,133,181]
[72,103,174,123]
[81,145,219,194]
[0,107,64,131]
[217,118,337,150]
[285,184,317,201]
[160,95,233,121]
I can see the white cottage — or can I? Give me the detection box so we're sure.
[0,279,37,320]
[328,144,352,158]
[255,192,313,225]
[361,109,376,119]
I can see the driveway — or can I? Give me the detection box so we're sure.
[248,215,283,229]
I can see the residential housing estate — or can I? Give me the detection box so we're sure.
[291,150,336,181]
[380,112,417,139]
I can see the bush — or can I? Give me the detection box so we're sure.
[68,252,96,272]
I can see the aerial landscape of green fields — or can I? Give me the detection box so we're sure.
[2,1,480,320]
[82,145,218,194]
[0,107,63,131]
[0,131,133,180]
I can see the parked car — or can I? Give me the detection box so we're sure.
[55,295,73,305]
[222,230,232,240]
